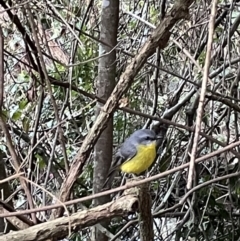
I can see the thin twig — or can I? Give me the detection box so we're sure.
[187,0,218,189]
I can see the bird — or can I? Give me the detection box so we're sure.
[102,129,158,189]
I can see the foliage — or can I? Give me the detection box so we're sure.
[1,0,240,240]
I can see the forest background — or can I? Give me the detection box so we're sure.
[0,0,240,240]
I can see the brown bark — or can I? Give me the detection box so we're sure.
[0,195,138,241]
[139,183,154,241]
[92,0,119,240]
[0,152,20,232]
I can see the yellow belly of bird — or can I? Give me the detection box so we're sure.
[120,142,157,175]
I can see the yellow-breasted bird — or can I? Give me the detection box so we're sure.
[102,129,158,188]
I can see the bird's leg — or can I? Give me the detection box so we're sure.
[114,173,127,199]
[130,174,145,182]
[123,175,146,196]
[146,169,150,177]
[120,173,127,186]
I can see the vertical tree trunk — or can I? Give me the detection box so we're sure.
[0,151,16,233]
[92,0,119,240]
[139,183,154,241]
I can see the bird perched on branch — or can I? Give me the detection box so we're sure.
[102,129,159,189]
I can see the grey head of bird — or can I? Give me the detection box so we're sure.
[127,129,157,146]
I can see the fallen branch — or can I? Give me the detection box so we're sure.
[0,195,138,241]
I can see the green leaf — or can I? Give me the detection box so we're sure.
[22,117,30,133]
[35,154,45,169]
[19,99,28,110]
[1,110,9,121]
[12,110,22,121]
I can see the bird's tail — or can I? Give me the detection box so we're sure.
[102,169,118,190]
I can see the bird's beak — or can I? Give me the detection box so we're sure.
[156,135,161,140]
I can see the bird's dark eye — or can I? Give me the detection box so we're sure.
[146,136,151,140]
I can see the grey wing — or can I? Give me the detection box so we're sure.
[118,138,137,164]
[109,137,137,169]
[102,138,137,189]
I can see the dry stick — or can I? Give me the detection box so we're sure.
[20,176,72,236]
[0,195,138,241]
[155,171,240,217]
[0,173,24,184]
[1,139,239,218]
[46,1,84,49]
[66,42,120,66]
[27,10,71,221]
[125,10,214,86]
[55,0,194,218]
[0,1,31,13]
[0,26,3,109]
[0,25,37,224]
[187,0,218,189]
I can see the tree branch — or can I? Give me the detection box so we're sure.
[0,195,138,241]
